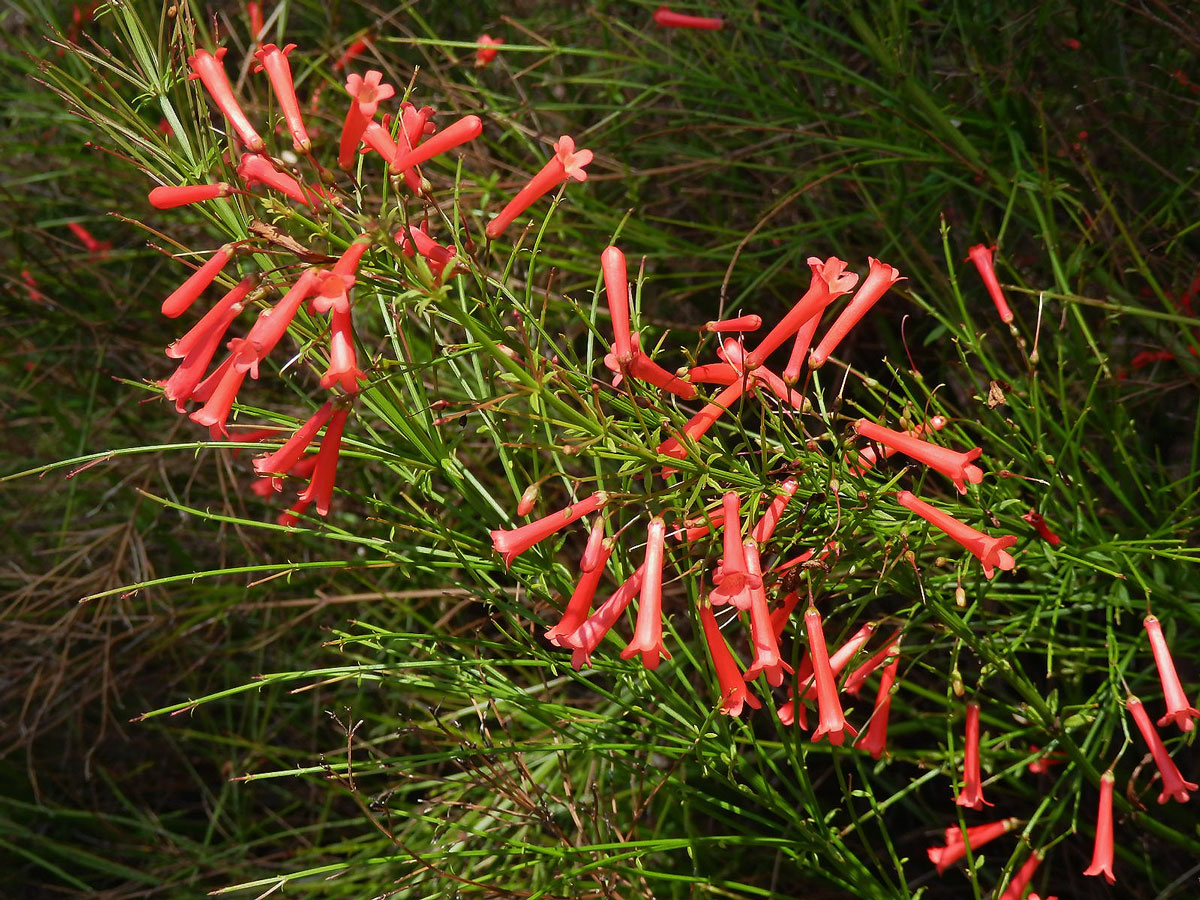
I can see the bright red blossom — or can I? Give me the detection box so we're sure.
[804,605,856,745]
[1126,694,1196,804]
[809,257,903,369]
[490,491,609,568]
[187,48,265,152]
[545,538,614,647]
[161,244,236,318]
[897,490,1017,579]
[475,34,502,67]
[699,600,761,716]
[956,700,993,809]
[967,244,1014,324]
[855,419,983,493]
[620,517,672,668]
[1144,614,1200,731]
[856,643,900,759]
[296,407,349,516]
[254,43,311,152]
[651,6,724,29]
[1082,770,1116,884]
[485,135,593,239]
[149,183,232,209]
[926,817,1020,875]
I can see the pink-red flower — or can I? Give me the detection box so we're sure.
[490,491,609,567]
[855,419,983,493]
[162,244,236,318]
[651,6,724,30]
[475,34,502,67]
[254,43,311,152]
[295,406,350,516]
[856,643,900,759]
[956,700,993,809]
[1127,693,1197,803]
[149,183,232,209]
[486,135,593,239]
[1082,770,1116,884]
[745,256,858,369]
[1021,509,1062,546]
[237,153,320,206]
[804,605,856,745]
[1144,614,1200,731]
[705,315,762,333]
[809,257,903,369]
[561,566,643,670]
[896,491,1017,579]
[187,48,265,153]
[390,114,484,174]
[967,244,1014,324]
[999,851,1043,900]
[161,291,249,412]
[709,492,759,609]
[698,600,761,716]
[66,221,111,259]
[620,517,672,668]
[927,817,1019,875]
[339,71,395,169]
[230,267,325,378]
[741,542,792,687]
[166,275,256,360]
[254,401,335,479]
[545,537,614,647]
[850,415,947,475]
[333,34,372,71]
[750,476,798,543]
[321,305,364,392]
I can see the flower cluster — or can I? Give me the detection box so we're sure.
[151,30,591,525]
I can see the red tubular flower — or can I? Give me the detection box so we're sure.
[789,623,875,728]
[855,419,983,494]
[149,183,232,209]
[1083,770,1116,884]
[246,2,264,39]
[999,851,1043,900]
[652,6,724,29]
[856,643,900,759]
[361,118,398,164]
[321,306,365,392]
[1144,615,1200,731]
[485,135,593,239]
[475,33,502,67]
[161,303,245,412]
[333,34,372,72]
[238,153,320,206]
[252,454,319,497]
[396,224,458,283]
[602,245,634,364]
[66,221,111,259]
[490,491,610,568]
[390,114,483,174]
[546,538,614,647]
[254,401,335,477]
[843,636,901,697]
[688,363,739,385]
[1026,745,1065,774]
[804,606,856,745]
[699,600,761,716]
[809,258,904,369]
[338,71,395,169]
[230,267,325,378]
[296,407,349,516]
[769,589,801,639]
[927,818,1020,875]
[656,380,747,461]
[709,492,759,609]
[254,43,311,152]
[516,484,539,517]
[781,306,823,386]
[705,315,762,333]
[187,48,265,153]
[851,415,948,474]
[313,235,372,313]
[278,494,313,526]
[623,340,698,398]
[967,244,1014,324]
[580,517,607,572]
[166,275,256,359]
[621,518,672,668]
[189,354,250,435]
[896,491,1018,579]
[751,476,798,543]
[956,700,993,809]
[162,244,236,318]
[745,256,857,369]
[394,102,438,190]
[562,566,644,670]
[1128,693,1198,803]
[742,542,792,687]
